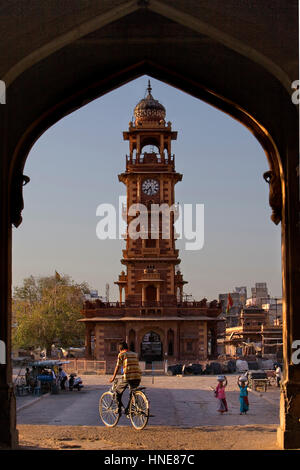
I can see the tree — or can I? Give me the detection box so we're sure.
[12,274,90,356]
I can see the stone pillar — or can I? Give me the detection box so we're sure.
[85,327,92,358]
[0,114,18,447]
[118,285,122,303]
[277,132,300,449]
[137,135,140,161]
[160,134,164,162]
[156,284,160,302]
[141,286,145,305]
[163,331,168,358]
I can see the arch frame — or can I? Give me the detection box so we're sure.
[8,60,285,228]
[0,3,298,449]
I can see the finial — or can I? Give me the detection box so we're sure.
[147,79,152,95]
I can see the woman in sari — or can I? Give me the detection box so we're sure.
[214,375,228,413]
[238,376,249,414]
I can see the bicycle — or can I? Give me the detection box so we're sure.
[99,378,150,430]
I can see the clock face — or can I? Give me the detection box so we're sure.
[142,179,159,196]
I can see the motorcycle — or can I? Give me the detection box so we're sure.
[68,373,83,391]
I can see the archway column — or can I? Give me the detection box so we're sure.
[141,286,146,305]
[156,283,160,302]
[162,330,168,359]
[0,128,17,447]
[277,137,300,449]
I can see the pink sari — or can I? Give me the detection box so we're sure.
[215,384,228,412]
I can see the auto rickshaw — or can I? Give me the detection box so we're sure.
[28,360,70,394]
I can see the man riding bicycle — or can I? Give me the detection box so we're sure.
[110,341,142,414]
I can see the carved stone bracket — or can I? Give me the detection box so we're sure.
[263,170,282,225]
[10,173,30,228]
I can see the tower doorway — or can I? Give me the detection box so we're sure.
[145,285,156,302]
[140,331,162,362]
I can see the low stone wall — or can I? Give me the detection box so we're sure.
[64,359,106,375]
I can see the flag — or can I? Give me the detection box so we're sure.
[55,270,61,281]
[226,293,233,313]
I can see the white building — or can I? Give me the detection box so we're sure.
[262,298,282,325]
[246,282,269,307]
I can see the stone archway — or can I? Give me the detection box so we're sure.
[0,2,298,449]
[137,325,166,361]
[140,331,163,362]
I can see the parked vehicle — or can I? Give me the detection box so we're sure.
[167,363,203,376]
[246,369,268,391]
[28,360,70,394]
[167,364,183,376]
[203,362,223,375]
[183,363,203,375]
[69,373,83,391]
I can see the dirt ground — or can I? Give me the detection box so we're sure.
[16,424,280,450]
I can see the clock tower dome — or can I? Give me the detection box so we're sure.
[115,81,187,307]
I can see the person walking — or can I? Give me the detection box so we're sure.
[238,376,249,414]
[275,365,282,387]
[214,375,228,413]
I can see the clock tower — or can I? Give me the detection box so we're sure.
[115,81,187,308]
[81,81,222,365]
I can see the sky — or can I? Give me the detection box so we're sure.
[12,76,282,301]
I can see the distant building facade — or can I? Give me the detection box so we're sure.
[225,306,282,358]
[219,286,247,329]
[246,282,270,307]
[262,298,282,325]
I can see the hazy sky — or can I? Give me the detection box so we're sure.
[12,76,282,301]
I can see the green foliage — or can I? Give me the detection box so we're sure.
[12,275,89,352]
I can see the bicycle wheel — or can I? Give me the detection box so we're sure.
[99,391,120,427]
[129,390,149,430]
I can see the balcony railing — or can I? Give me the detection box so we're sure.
[141,301,162,307]
[84,299,221,310]
[125,152,175,165]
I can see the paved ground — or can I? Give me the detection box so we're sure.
[15,374,283,450]
[17,374,280,427]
